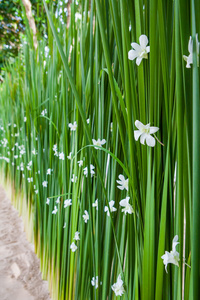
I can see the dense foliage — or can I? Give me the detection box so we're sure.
[0,0,23,68]
[0,0,57,70]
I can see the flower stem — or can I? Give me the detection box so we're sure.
[153,134,164,146]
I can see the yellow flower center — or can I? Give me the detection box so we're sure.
[141,126,150,134]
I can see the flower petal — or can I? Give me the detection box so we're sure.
[140,133,148,145]
[136,56,143,66]
[117,185,124,190]
[131,42,141,52]
[118,174,125,181]
[116,274,124,286]
[186,62,192,68]
[134,130,142,141]
[188,36,193,53]
[139,34,149,48]
[187,54,193,66]
[128,49,138,60]
[135,120,145,131]
[165,252,179,266]
[146,135,156,147]
[146,46,150,53]
[109,200,115,207]
[173,235,178,243]
[183,55,188,63]
[172,235,179,252]
[149,126,159,134]
[119,197,129,207]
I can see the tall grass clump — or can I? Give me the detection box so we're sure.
[0,0,199,299]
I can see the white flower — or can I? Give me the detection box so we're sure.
[119,197,134,215]
[47,168,53,175]
[183,36,193,68]
[75,12,82,22]
[92,199,98,210]
[59,152,65,160]
[3,157,10,163]
[161,235,180,273]
[73,231,80,241]
[134,120,159,147]
[77,160,83,167]
[87,118,90,124]
[26,166,31,171]
[19,144,25,150]
[83,167,88,177]
[63,222,66,228]
[128,34,150,66]
[91,276,98,289]
[24,117,27,122]
[71,174,77,183]
[183,35,199,68]
[32,149,37,155]
[83,164,95,177]
[27,160,32,167]
[56,197,60,204]
[67,152,73,160]
[116,174,128,191]
[52,206,58,214]
[83,210,89,223]
[35,190,38,194]
[70,242,78,252]
[53,144,57,152]
[68,121,77,131]
[89,164,95,177]
[111,274,125,296]
[41,109,47,116]
[20,149,26,155]
[104,200,117,217]
[53,144,59,156]
[27,177,33,183]
[92,138,106,149]
[42,180,48,187]
[64,199,72,208]
[46,198,50,205]
[1,138,8,147]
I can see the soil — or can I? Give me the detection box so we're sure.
[0,185,51,300]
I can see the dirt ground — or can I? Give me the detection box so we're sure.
[0,185,51,300]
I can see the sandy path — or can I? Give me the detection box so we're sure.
[0,186,51,300]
